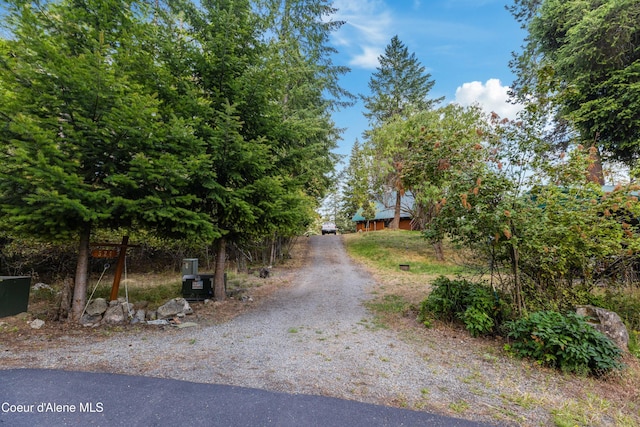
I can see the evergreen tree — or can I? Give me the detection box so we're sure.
[362,35,443,126]
[510,0,640,171]
[362,36,442,228]
[257,0,351,201]
[0,0,212,320]
[340,140,372,222]
[165,0,347,299]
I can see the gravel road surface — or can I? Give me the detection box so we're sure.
[1,235,571,425]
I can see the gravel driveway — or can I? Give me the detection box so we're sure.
[1,235,581,425]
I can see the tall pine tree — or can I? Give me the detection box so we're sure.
[163,0,347,299]
[362,36,442,228]
[362,35,442,126]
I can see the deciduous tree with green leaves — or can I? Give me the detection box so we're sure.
[373,104,489,260]
[430,109,640,313]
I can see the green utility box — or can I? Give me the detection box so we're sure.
[0,276,31,318]
[181,273,227,301]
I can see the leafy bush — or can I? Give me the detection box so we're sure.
[418,276,510,337]
[505,311,623,376]
[521,279,600,314]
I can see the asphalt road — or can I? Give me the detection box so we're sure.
[1,369,492,426]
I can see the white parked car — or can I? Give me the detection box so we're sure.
[321,222,337,235]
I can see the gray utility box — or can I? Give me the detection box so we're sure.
[182,258,198,276]
[0,276,31,318]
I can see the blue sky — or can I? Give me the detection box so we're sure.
[328,0,527,161]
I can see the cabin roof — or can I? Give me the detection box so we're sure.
[351,193,415,222]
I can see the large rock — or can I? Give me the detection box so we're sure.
[85,298,108,316]
[80,313,102,327]
[29,319,45,329]
[103,302,134,324]
[134,309,146,322]
[576,305,629,351]
[157,298,192,319]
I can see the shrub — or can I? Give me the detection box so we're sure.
[505,311,623,376]
[418,276,510,337]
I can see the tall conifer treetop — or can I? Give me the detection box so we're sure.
[362,35,443,126]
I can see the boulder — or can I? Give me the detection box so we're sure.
[29,319,45,329]
[108,297,127,308]
[157,298,192,319]
[103,302,134,324]
[134,309,146,322]
[80,313,102,327]
[85,298,108,316]
[576,305,629,351]
[146,319,169,325]
[32,283,54,292]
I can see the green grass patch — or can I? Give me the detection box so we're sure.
[344,230,469,276]
[365,294,410,314]
[93,280,181,309]
[551,394,617,427]
[449,400,470,414]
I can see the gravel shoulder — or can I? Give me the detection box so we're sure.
[1,235,638,426]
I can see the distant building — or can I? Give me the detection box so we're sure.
[351,193,415,232]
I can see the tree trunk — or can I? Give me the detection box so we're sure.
[71,223,91,321]
[433,240,445,262]
[269,234,276,267]
[390,190,402,229]
[587,144,605,185]
[56,276,73,321]
[510,243,523,316]
[214,237,227,301]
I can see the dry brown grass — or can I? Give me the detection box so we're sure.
[1,238,311,349]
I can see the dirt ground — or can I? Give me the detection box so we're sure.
[0,238,309,351]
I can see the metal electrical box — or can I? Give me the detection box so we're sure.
[181,273,228,301]
[181,274,214,301]
[182,258,198,276]
[0,276,31,318]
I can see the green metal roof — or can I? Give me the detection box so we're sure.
[351,193,415,222]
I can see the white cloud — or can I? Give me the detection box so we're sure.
[329,0,487,71]
[349,46,384,69]
[331,0,393,69]
[454,79,523,119]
